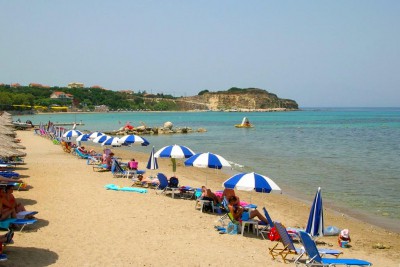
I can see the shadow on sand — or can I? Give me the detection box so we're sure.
[3,246,58,266]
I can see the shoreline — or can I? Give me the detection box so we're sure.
[281,185,400,234]
[99,144,400,234]
[8,130,400,265]
[12,111,400,233]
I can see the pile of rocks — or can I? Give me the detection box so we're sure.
[106,121,207,136]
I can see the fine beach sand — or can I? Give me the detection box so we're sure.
[4,130,400,266]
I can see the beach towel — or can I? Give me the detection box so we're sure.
[104,184,147,193]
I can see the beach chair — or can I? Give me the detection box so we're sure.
[155,173,169,194]
[155,173,180,198]
[269,222,342,264]
[259,207,275,239]
[87,155,101,165]
[218,198,259,236]
[111,159,131,178]
[0,218,38,232]
[298,231,372,267]
[0,171,19,178]
[74,148,90,159]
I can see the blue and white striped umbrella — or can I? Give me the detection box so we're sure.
[118,134,150,146]
[89,132,105,140]
[146,146,159,170]
[154,144,195,159]
[101,136,121,146]
[184,152,231,169]
[92,135,111,144]
[306,187,324,237]
[76,133,91,142]
[223,172,281,193]
[63,130,83,138]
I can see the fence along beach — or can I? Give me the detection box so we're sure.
[6,129,400,266]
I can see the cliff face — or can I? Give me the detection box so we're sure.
[179,88,298,111]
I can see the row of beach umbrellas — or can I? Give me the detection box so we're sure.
[151,144,323,237]
[62,129,150,147]
[0,112,27,158]
[62,128,323,237]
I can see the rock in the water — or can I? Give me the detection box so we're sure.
[164,121,173,129]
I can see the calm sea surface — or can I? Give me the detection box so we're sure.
[16,108,400,231]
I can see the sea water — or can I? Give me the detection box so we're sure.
[16,108,400,231]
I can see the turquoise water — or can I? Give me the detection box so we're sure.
[16,108,400,231]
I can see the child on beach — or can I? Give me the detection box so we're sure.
[338,229,351,247]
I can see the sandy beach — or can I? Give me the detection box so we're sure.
[3,130,399,266]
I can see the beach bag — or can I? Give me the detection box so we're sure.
[268,226,280,241]
[227,222,238,235]
[169,177,179,188]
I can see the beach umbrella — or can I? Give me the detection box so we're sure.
[146,146,159,170]
[101,136,121,146]
[184,152,231,185]
[76,134,91,142]
[63,130,83,138]
[306,187,324,237]
[0,146,27,158]
[223,172,281,193]
[118,134,150,146]
[154,144,195,173]
[0,126,16,136]
[92,135,111,144]
[222,172,281,203]
[184,152,231,169]
[89,132,105,140]
[0,139,25,149]
[154,144,195,159]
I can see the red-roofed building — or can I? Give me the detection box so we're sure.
[119,90,134,94]
[50,91,74,100]
[29,83,43,87]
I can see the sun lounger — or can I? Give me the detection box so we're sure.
[74,148,90,159]
[93,164,110,172]
[0,218,38,232]
[269,222,342,264]
[298,231,372,266]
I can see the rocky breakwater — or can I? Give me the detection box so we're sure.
[103,121,207,136]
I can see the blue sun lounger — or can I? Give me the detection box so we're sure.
[299,231,372,266]
[269,222,342,264]
[0,218,38,232]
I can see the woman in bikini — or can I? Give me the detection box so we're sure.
[227,196,269,225]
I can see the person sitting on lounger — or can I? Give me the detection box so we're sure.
[127,158,138,170]
[78,146,88,154]
[4,185,26,213]
[222,188,240,205]
[0,189,16,220]
[134,174,159,187]
[102,152,114,170]
[227,196,269,225]
[201,186,221,205]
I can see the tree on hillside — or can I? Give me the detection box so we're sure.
[198,90,209,95]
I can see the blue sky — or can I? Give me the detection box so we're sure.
[1,1,399,107]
